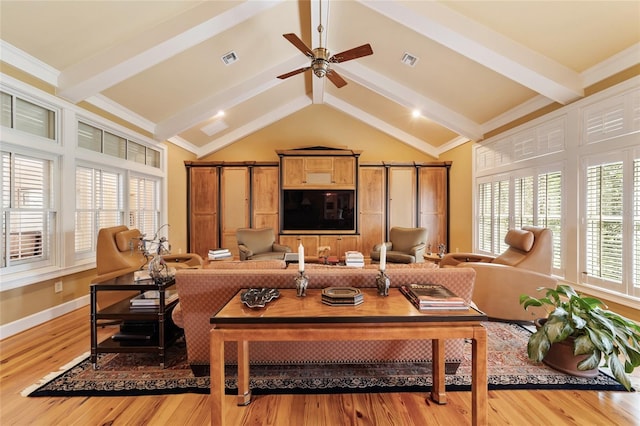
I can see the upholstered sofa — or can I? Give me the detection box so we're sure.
[172,263,476,376]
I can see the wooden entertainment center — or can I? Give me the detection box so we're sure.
[185,147,450,260]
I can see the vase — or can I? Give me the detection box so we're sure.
[534,319,599,378]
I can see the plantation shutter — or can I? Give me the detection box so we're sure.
[129,176,160,238]
[75,166,123,255]
[494,180,510,254]
[538,171,563,271]
[477,182,492,252]
[514,176,534,228]
[1,152,49,266]
[585,162,623,283]
[634,159,640,288]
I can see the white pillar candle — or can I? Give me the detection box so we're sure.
[298,243,305,272]
[379,243,386,271]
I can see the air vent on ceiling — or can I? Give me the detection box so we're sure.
[221,51,239,65]
[401,52,419,67]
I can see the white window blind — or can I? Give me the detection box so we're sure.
[494,180,510,254]
[538,171,563,271]
[75,166,123,254]
[477,182,492,252]
[1,151,52,267]
[514,176,534,228]
[585,161,624,283]
[634,159,640,288]
[129,175,160,238]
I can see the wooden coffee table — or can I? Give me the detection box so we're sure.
[210,288,488,426]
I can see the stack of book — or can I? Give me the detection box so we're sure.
[208,248,232,260]
[321,287,364,306]
[344,251,365,267]
[130,289,179,309]
[399,283,468,311]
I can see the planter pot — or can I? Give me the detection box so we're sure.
[534,319,599,378]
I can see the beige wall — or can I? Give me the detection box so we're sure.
[201,105,439,163]
[441,142,474,253]
[166,143,197,254]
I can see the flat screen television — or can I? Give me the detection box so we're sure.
[281,189,356,232]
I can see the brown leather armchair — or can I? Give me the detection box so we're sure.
[370,227,427,264]
[440,226,556,322]
[92,225,203,308]
[236,227,292,261]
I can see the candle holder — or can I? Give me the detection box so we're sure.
[294,271,308,297]
[375,270,390,296]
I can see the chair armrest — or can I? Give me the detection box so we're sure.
[409,243,426,255]
[238,244,253,261]
[440,252,495,267]
[272,243,292,253]
[372,242,392,252]
[461,262,556,322]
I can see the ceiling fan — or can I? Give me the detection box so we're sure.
[276,4,373,88]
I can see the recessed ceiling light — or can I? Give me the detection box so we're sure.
[401,52,419,67]
[412,109,421,118]
[221,51,239,65]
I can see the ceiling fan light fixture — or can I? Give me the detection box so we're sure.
[312,59,329,78]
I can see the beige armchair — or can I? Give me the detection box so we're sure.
[92,225,203,308]
[236,227,292,261]
[371,227,427,264]
[440,226,555,322]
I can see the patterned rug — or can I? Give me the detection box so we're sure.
[24,322,628,397]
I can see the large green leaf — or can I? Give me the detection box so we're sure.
[577,350,601,371]
[527,330,551,362]
[609,355,632,391]
[586,327,614,354]
[573,334,596,355]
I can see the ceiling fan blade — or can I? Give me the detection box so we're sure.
[283,33,314,58]
[277,67,311,80]
[329,44,373,63]
[326,69,347,88]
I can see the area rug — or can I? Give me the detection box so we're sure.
[23,322,629,397]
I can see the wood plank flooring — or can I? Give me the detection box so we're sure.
[1,306,638,426]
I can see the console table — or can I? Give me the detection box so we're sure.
[210,288,488,425]
[90,273,180,369]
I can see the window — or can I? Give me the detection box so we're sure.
[0,91,56,140]
[1,151,54,268]
[75,166,123,255]
[634,159,640,288]
[476,82,638,301]
[129,175,160,238]
[477,170,563,274]
[78,121,161,168]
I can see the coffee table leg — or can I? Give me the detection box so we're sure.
[210,329,225,426]
[431,338,447,404]
[472,326,488,426]
[237,340,252,406]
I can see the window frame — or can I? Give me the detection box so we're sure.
[0,77,168,292]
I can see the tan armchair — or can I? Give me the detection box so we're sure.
[440,226,556,322]
[92,225,203,308]
[236,227,292,261]
[370,227,427,264]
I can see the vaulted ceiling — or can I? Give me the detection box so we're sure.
[1,1,638,158]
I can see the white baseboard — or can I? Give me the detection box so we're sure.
[0,295,89,340]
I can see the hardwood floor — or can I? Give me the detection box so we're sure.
[1,307,638,426]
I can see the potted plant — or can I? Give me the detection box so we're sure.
[520,284,640,391]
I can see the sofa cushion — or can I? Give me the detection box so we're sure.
[115,229,142,252]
